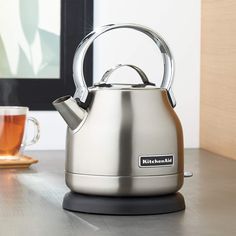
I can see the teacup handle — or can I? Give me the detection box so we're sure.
[22,117,40,147]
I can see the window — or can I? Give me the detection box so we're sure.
[0,0,93,110]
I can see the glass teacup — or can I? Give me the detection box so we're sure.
[0,106,40,160]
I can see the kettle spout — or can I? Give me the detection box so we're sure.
[53,95,87,130]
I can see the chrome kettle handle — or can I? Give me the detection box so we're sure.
[73,23,176,107]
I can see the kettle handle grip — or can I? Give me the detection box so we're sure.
[73,23,176,107]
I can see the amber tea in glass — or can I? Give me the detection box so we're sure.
[0,107,40,160]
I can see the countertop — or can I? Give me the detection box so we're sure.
[0,149,235,236]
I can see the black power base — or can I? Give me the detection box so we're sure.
[63,192,185,215]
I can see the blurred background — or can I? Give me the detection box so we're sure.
[2,0,235,161]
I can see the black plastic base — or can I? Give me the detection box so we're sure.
[63,192,185,215]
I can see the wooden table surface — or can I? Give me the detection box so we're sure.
[0,149,235,236]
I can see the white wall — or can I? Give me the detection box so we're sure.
[29,0,200,150]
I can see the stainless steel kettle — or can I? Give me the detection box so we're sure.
[53,23,184,197]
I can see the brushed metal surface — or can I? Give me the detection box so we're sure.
[0,149,235,236]
[65,89,183,195]
[54,23,181,195]
[65,172,183,196]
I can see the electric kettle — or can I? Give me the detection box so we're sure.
[53,23,184,198]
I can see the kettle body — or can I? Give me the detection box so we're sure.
[65,88,183,196]
[53,23,184,197]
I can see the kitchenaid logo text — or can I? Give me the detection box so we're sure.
[139,155,174,167]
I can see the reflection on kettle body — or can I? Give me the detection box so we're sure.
[118,92,134,192]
